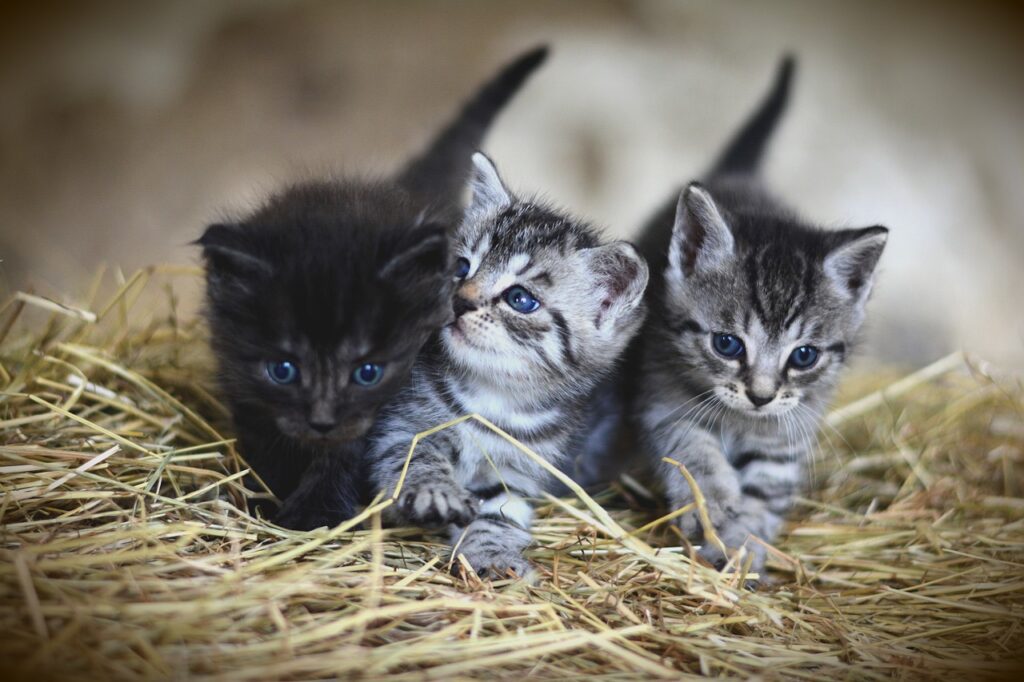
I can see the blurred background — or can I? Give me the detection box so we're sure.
[1,0,1022,368]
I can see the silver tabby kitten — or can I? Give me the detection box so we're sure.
[368,152,648,578]
[633,57,888,572]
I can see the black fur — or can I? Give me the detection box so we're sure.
[197,47,548,530]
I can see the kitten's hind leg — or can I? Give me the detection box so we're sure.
[450,491,534,581]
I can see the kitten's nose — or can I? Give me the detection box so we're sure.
[746,391,775,408]
[308,418,336,434]
[453,296,478,319]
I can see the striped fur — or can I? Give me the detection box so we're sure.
[368,153,648,578]
[632,58,888,573]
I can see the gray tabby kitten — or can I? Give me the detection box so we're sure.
[632,57,888,572]
[368,152,648,578]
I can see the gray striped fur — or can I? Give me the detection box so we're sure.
[632,60,887,574]
[368,153,648,579]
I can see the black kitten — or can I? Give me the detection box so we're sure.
[197,47,549,529]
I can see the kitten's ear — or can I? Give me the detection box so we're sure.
[588,241,650,329]
[823,226,888,303]
[467,152,512,214]
[378,222,449,281]
[195,223,272,278]
[667,183,735,279]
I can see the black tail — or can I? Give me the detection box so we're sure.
[709,55,796,178]
[395,45,549,214]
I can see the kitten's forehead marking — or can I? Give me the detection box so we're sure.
[509,253,531,276]
[470,232,491,261]
[745,244,813,335]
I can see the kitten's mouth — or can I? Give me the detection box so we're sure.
[286,416,374,444]
[444,320,479,349]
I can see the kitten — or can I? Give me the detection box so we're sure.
[197,47,548,530]
[632,57,888,572]
[367,153,648,578]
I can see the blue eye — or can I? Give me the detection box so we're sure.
[789,345,819,369]
[454,257,471,280]
[266,360,299,384]
[503,285,540,313]
[352,363,384,387]
[712,333,745,358]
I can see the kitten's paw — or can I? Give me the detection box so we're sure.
[674,496,739,544]
[695,529,768,577]
[400,480,478,528]
[454,544,535,582]
[451,521,535,582]
[274,503,348,531]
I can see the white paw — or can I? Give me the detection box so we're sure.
[456,544,534,581]
[452,524,534,581]
[399,480,478,528]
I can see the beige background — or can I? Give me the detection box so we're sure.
[2,0,1022,367]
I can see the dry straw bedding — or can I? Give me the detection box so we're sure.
[1,266,1022,680]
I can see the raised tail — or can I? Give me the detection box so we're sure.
[395,45,549,215]
[709,55,796,178]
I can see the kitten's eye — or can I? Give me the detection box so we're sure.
[788,345,819,369]
[352,363,385,387]
[266,360,299,385]
[503,285,540,313]
[454,257,471,280]
[712,333,745,358]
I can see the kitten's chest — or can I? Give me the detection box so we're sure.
[449,415,569,495]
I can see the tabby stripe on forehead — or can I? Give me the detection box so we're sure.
[530,271,552,287]
[550,310,578,367]
[744,251,769,327]
[667,318,703,335]
[783,258,814,330]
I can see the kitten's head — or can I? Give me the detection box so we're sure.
[441,153,648,395]
[198,181,452,444]
[659,180,887,418]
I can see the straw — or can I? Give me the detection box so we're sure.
[1,267,1022,680]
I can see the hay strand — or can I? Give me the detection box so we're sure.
[1,268,1022,679]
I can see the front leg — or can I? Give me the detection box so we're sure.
[664,430,799,573]
[274,451,359,531]
[661,426,743,551]
[450,489,534,580]
[374,431,478,529]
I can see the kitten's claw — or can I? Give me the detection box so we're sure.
[400,481,478,528]
[450,519,535,582]
[454,546,535,583]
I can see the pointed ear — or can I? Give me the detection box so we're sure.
[467,152,512,214]
[195,223,272,277]
[667,183,735,278]
[823,226,888,303]
[587,241,649,329]
[378,222,449,281]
